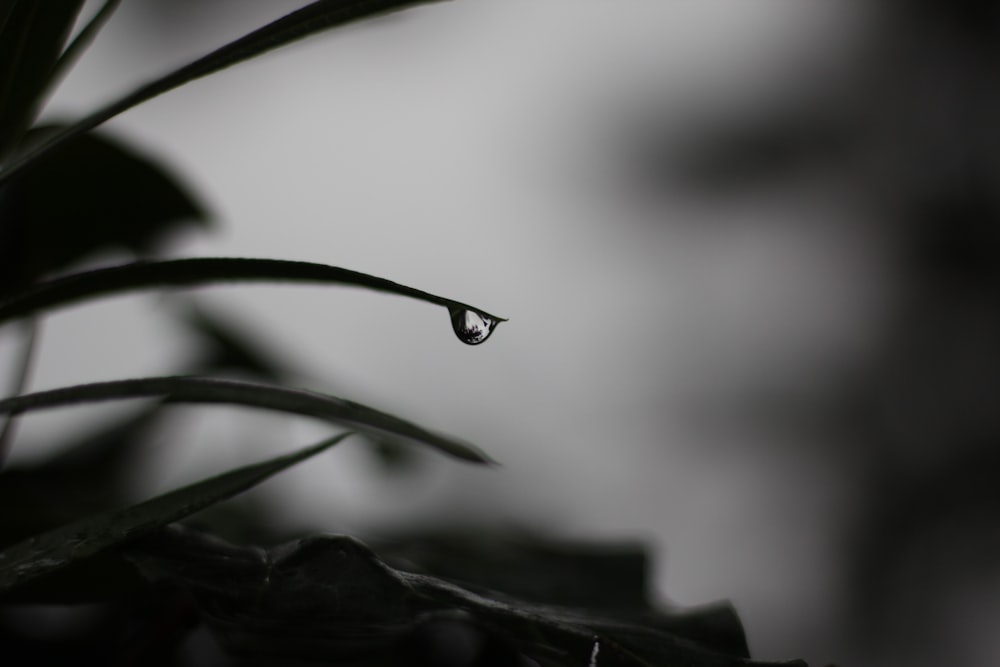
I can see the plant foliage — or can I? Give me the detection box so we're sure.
[0,1,808,665]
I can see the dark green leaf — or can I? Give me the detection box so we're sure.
[0,257,507,338]
[0,0,84,156]
[0,126,208,296]
[125,525,806,667]
[0,375,495,464]
[0,432,352,594]
[382,529,752,658]
[0,0,447,185]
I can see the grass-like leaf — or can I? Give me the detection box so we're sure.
[0,0,446,184]
[0,257,506,335]
[0,375,494,464]
[46,0,123,97]
[0,432,351,594]
[0,0,84,157]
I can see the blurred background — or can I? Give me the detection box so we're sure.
[3,1,1000,665]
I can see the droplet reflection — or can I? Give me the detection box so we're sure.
[449,307,500,345]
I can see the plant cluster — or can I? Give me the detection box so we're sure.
[0,2,809,665]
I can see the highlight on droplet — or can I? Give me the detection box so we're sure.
[448,306,502,345]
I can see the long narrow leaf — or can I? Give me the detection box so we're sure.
[45,0,123,100]
[0,375,494,464]
[0,432,351,593]
[0,0,85,156]
[0,257,506,337]
[0,0,445,184]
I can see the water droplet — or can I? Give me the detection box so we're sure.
[449,307,500,345]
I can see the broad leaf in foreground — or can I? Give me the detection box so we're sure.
[0,375,494,464]
[125,524,809,667]
[0,432,351,594]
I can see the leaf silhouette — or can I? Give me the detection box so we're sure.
[0,257,506,340]
[0,375,494,464]
[0,0,446,185]
[0,433,352,594]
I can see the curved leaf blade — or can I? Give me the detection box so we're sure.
[0,432,352,594]
[0,375,495,464]
[0,257,506,333]
[0,0,446,184]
